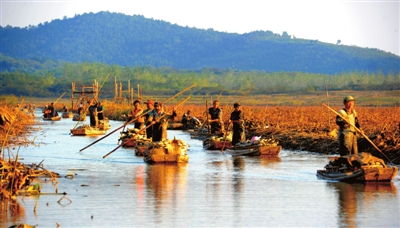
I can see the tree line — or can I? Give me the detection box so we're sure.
[1,62,399,98]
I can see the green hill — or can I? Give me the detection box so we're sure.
[1,11,399,75]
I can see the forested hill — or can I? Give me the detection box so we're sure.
[1,11,399,75]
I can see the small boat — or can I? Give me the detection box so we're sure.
[316,152,398,183]
[70,125,107,136]
[144,137,189,163]
[225,138,281,156]
[42,116,61,121]
[62,112,73,118]
[203,133,232,150]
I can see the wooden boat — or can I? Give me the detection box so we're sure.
[316,152,398,182]
[70,125,107,136]
[225,138,281,156]
[144,137,189,163]
[62,112,73,118]
[42,116,61,121]
[203,134,232,150]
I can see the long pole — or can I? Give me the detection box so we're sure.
[163,84,196,104]
[238,83,255,103]
[53,92,67,105]
[322,103,392,162]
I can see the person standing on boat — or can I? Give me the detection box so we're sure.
[130,100,144,130]
[143,99,155,139]
[336,96,362,156]
[88,100,98,127]
[148,102,177,142]
[49,102,57,117]
[97,101,104,121]
[208,100,224,136]
[229,102,245,146]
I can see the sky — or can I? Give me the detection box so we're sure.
[1,0,399,56]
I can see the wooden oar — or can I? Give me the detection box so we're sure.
[79,109,152,152]
[322,103,392,163]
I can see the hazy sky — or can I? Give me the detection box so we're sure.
[1,0,399,56]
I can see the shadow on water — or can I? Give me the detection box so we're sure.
[2,110,400,227]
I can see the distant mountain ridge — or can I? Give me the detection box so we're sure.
[1,11,399,74]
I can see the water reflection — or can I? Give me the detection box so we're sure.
[259,155,281,166]
[0,199,26,227]
[328,182,399,227]
[145,163,188,222]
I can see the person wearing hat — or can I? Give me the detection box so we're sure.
[229,102,245,146]
[208,100,224,136]
[336,96,362,156]
[147,102,177,142]
[130,100,144,130]
[143,100,155,139]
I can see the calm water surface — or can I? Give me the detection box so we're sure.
[3,111,400,227]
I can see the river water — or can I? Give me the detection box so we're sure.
[2,111,400,227]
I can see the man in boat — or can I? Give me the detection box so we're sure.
[130,100,144,130]
[336,96,363,156]
[143,99,155,139]
[181,110,202,130]
[97,101,104,121]
[208,100,224,136]
[88,100,98,127]
[63,105,68,112]
[229,102,245,146]
[49,103,57,117]
[148,102,177,142]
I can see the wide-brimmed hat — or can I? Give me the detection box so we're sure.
[144,99,154,105]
